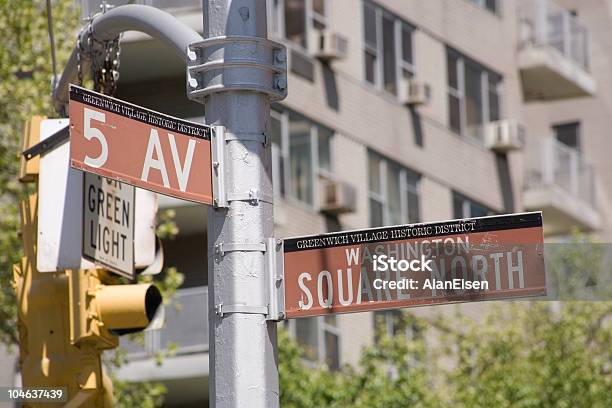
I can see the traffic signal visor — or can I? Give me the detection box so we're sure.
[96,284,162,335]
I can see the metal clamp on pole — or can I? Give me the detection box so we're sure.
[210,126,227,208]
[215,303,268,318]
[213,238,285,321]
[210,126,274,208]
[213,240,267,317]
[214,241,267,257]
[186,36,288,103]
[265,238,285,321]
[224,131,268,145]
[227,189,274,205]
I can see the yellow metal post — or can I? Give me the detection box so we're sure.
[14,190,113,408]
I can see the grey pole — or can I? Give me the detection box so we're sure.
[199,1,284,406]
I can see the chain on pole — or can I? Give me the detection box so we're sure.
[75,17,121,96]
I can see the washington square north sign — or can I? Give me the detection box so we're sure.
[281,212,546,319]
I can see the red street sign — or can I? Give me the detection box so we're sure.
[282,212,545,319]
[69,85,213,204]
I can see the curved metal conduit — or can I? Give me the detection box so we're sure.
[52,4,203,112]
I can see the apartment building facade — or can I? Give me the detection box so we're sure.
[3,0,605,406]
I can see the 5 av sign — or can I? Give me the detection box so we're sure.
[69,85,214,204]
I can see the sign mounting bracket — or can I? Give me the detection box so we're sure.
[265,238,285,321]
[211,126,227,207]
[210,127,273,208]
[213,238,285,321]
[227,189,274,205]
[22,125,70,160]
[224,131,267,145]
[214,242,266,257]
[215,303,268,317]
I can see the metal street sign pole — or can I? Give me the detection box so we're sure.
[191,1,288,406]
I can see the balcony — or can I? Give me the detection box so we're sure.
[517,0,596,101]
[524,137,599,235]
[116,287,209,405]
[120,286,209,359]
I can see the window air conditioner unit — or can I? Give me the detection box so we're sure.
[314,31,348,61]
[320,180,357,215]
[484,120,526,152]
[400,80,432,106]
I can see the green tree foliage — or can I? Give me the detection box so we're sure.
[437,302,611,407]
[279,301,611,408]
[0,3,184,405]
[111,377,167,408]
[278,313,442,408]
[0,0,79,345]
[546,229,612,300]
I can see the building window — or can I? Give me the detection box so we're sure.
[447,48,502,142]
[374,310,403,341]
[285,0,307,47]
[452,192,494,219]
[269,0,328,51]
[368,151,420,227]
[363,1,416,95]
[374,310,421,344]
[468,0,499,14]
[553,122,581,152]
[287,316,340,370]
[270,108,333,206]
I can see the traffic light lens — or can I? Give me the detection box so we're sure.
[145,285,162,322]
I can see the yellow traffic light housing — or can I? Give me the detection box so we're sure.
[69,269,162,348]
[97,282,162,335]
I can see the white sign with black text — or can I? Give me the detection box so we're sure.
[83,173,135,278]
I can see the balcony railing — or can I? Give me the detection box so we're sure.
[525,137,596,208]
[518,0,589,71]
[120,286,209,359]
